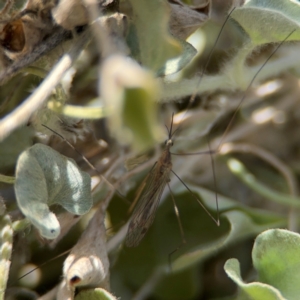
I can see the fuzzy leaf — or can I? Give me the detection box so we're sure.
[100,55,162,152]
[224,258,286,300]
[15,144,92,239]
[231,0,300,45]
[252,229,300,300]
[75,288,118,300]
[127,0,182,71]
[157,40,197,77]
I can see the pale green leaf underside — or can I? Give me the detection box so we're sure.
[224,258,286,300]
[224,229,300,300]
[253,229,300,300]
[232,0,300,45]
[157,40,197,77]
[15,144,92,239]
[100,55,162,152]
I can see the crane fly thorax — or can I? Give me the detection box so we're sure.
[156,147,172,175]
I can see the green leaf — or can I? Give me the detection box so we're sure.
[112,184,285,298]
[224,258,286,300]
[231,0,300,45]
[0,174,15,184]
[171,208,283,273]
[0,127,33,172]
[75,288,117,300]
[155,267,201,300]
[15,144,92,239]
[252,229,300,300]
[100,55,162,152]
[127,0,182,71]
[52,103,109,120]
[156,40,197,77]
[227,158,300,208]
[157,185,285,272]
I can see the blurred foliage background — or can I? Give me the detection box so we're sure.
[1,0,300,299]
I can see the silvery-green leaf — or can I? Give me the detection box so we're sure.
[231,0,300,45]
[100,55,162,152]
[253,229,300,300]
[156,41,197,77]
[126,0,182,72]
[224,258,285,300]
[15,144,92,239]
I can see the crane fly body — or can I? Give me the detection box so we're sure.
[124,25,295,247]
[125,121,175,247]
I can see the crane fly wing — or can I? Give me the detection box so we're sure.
[125,165,171,247]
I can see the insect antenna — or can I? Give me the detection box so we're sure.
[165,112,179,140]
[173,7,237,136]
[207,135,220,223]
[164,124,171,139]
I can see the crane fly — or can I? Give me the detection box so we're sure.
[11,7,296,294]
[125,28,296,248]
[124,8,238,248]
[125,113,219,247]
[125,8,238,248]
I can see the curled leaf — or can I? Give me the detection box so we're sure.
[157,40,197,77]
[224,258,285,300]
[100,55,162,152]
[58,206,109,299]
[15,144,92,239]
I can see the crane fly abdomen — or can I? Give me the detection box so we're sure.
[125,143,173,247]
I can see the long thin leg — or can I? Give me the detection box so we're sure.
[168,182,186,244]
[167,181,186,272]
[171,169,220,226]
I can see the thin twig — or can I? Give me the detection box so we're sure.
[0,30,91,142]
